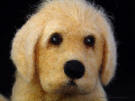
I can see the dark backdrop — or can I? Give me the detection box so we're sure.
[0,0,134,101]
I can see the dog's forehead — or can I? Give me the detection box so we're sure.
[43,19,101,36]
[40,19,102,47]
[38,0,106,43]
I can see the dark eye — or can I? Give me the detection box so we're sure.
[49,33,63,45]
[84,35,95,47]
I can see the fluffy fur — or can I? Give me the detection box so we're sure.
[0,95,8,101]
[2,0,117,101]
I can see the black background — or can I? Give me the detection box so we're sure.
[0,0,134,101]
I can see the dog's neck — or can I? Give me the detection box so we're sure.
[42,92,91,101]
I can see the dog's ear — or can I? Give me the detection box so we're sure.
[99,15,117,86]
[11,12,45,82]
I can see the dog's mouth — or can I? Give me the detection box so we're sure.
[55,80,90,95]
[55,80,78,95]
[66,80,77,87]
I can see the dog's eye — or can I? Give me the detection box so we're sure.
[84,35,95,47]
[49,33,63,45]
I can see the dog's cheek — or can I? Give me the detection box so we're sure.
[38,61,67,93]
[77,54,100,92]
[39,71,66,93]
[77,78,96,93]
[77,68,98,93]
[37,45,69,92]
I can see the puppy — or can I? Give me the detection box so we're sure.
[6,0,117,101]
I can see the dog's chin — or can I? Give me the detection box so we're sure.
[55,87,90,96]
[53,81,91,96]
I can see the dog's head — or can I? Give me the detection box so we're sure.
[11,0,117,95]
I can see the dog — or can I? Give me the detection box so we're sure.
[0,0,117,101]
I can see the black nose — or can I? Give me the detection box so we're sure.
[64,60,85,79]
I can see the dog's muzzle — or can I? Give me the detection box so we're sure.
[64,60,85,79]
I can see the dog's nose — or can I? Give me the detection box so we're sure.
[64,60,85,79]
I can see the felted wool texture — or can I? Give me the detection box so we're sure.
[2,0,117,101]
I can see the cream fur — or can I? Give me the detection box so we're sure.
[0,95,8,101]
[3,0,117,101]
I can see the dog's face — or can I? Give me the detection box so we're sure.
[36,19,104,94]
[11,0,117,96]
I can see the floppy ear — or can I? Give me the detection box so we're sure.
[100,18,117,86]
[11,12,45,82]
